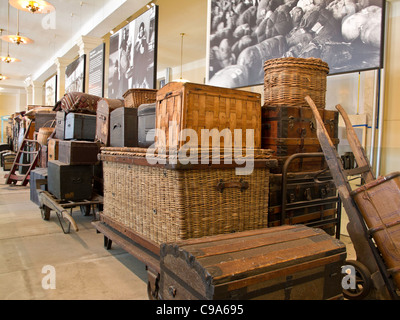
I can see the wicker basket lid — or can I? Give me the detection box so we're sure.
[264,57,329,73]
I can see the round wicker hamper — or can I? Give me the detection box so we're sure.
[263,57,329,108]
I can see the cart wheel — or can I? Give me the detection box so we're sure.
[342,260,372,300]
[41,206,51,221]
[80,204,91,216]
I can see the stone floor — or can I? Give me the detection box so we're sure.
[0,166,356,300]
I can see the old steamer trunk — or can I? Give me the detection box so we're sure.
[262,105,339,173]
[95,98,124,146]
[159,225,346,300]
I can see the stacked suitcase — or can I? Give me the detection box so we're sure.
[46,92,101,202]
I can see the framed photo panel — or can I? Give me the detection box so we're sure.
[88,43,105,97]
[206,0,386,88]
[65,55,86,93]
[108,5,159,99]
[45,74,57,106]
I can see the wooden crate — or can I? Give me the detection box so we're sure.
[159,225,346,300]
[156,82,262,150]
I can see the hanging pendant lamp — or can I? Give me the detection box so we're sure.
[9,0,55,14]
[0,30,9,80]
[1,8,34,45]
[173,33,189,83]
[0,42,20,63]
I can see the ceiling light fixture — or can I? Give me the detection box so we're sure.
[9,0,55,14]
[1,8,34,45]
[0,74,8,81]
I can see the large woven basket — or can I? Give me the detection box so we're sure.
[264,57,329,108]
[123,89,157,108]
[100,147,277,245]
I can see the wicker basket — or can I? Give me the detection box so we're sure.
[263,57,329,108]
[156,82,262,150]
[123,89,157,108]
[100,147,276,245]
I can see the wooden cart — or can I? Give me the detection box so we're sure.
[37,179,103,234]
[305,96,400,300]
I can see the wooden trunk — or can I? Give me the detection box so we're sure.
[2,152,15,171]
[263,137,340,156]
[48,138,60,162]
[159,225,346,300]
[156,82,262,150]
[64,113,96,141]
[47,160,93,201]
[58,140,100,165]
[110,107,138,148]
[262,106,338,141]
[55,111,66,140]
[95,98,124,146]
[138,103,156,148]
[351,172,400,289]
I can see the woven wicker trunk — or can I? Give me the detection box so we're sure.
[156,82,262,150]
[123,89,157,108]
[100,147,276,245]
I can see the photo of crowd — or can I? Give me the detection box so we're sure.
[207,0,384,88]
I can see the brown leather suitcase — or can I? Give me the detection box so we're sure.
[351,172,400,289]
[159,225,346,300]
[58,140,100,165]
[95,98,124,146]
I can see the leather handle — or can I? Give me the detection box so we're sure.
[216,179,249,193]
[113,123,121,130]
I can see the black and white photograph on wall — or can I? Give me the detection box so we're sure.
[108,5,158,99]
[45,74,57,106]
[88,43,105,97]
[65,55,86,93]
[207,0,385,88]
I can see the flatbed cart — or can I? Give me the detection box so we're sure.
[92,214,161,300]
[36,179,103,234]
[305,96,400,300]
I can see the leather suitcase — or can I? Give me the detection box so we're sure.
[58,140,100,165]
[30,168,48,207]
[351,172,400,289]
[47,160,93,201]
[55,111,66,140]
[138,103,156,148]
[110,107,138,148]
[48,138,60,162]
[95,98,124,146]
[159,225,346,300]
[64,113,97,141]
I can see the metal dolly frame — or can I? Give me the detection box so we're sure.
[36,179,103,234]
